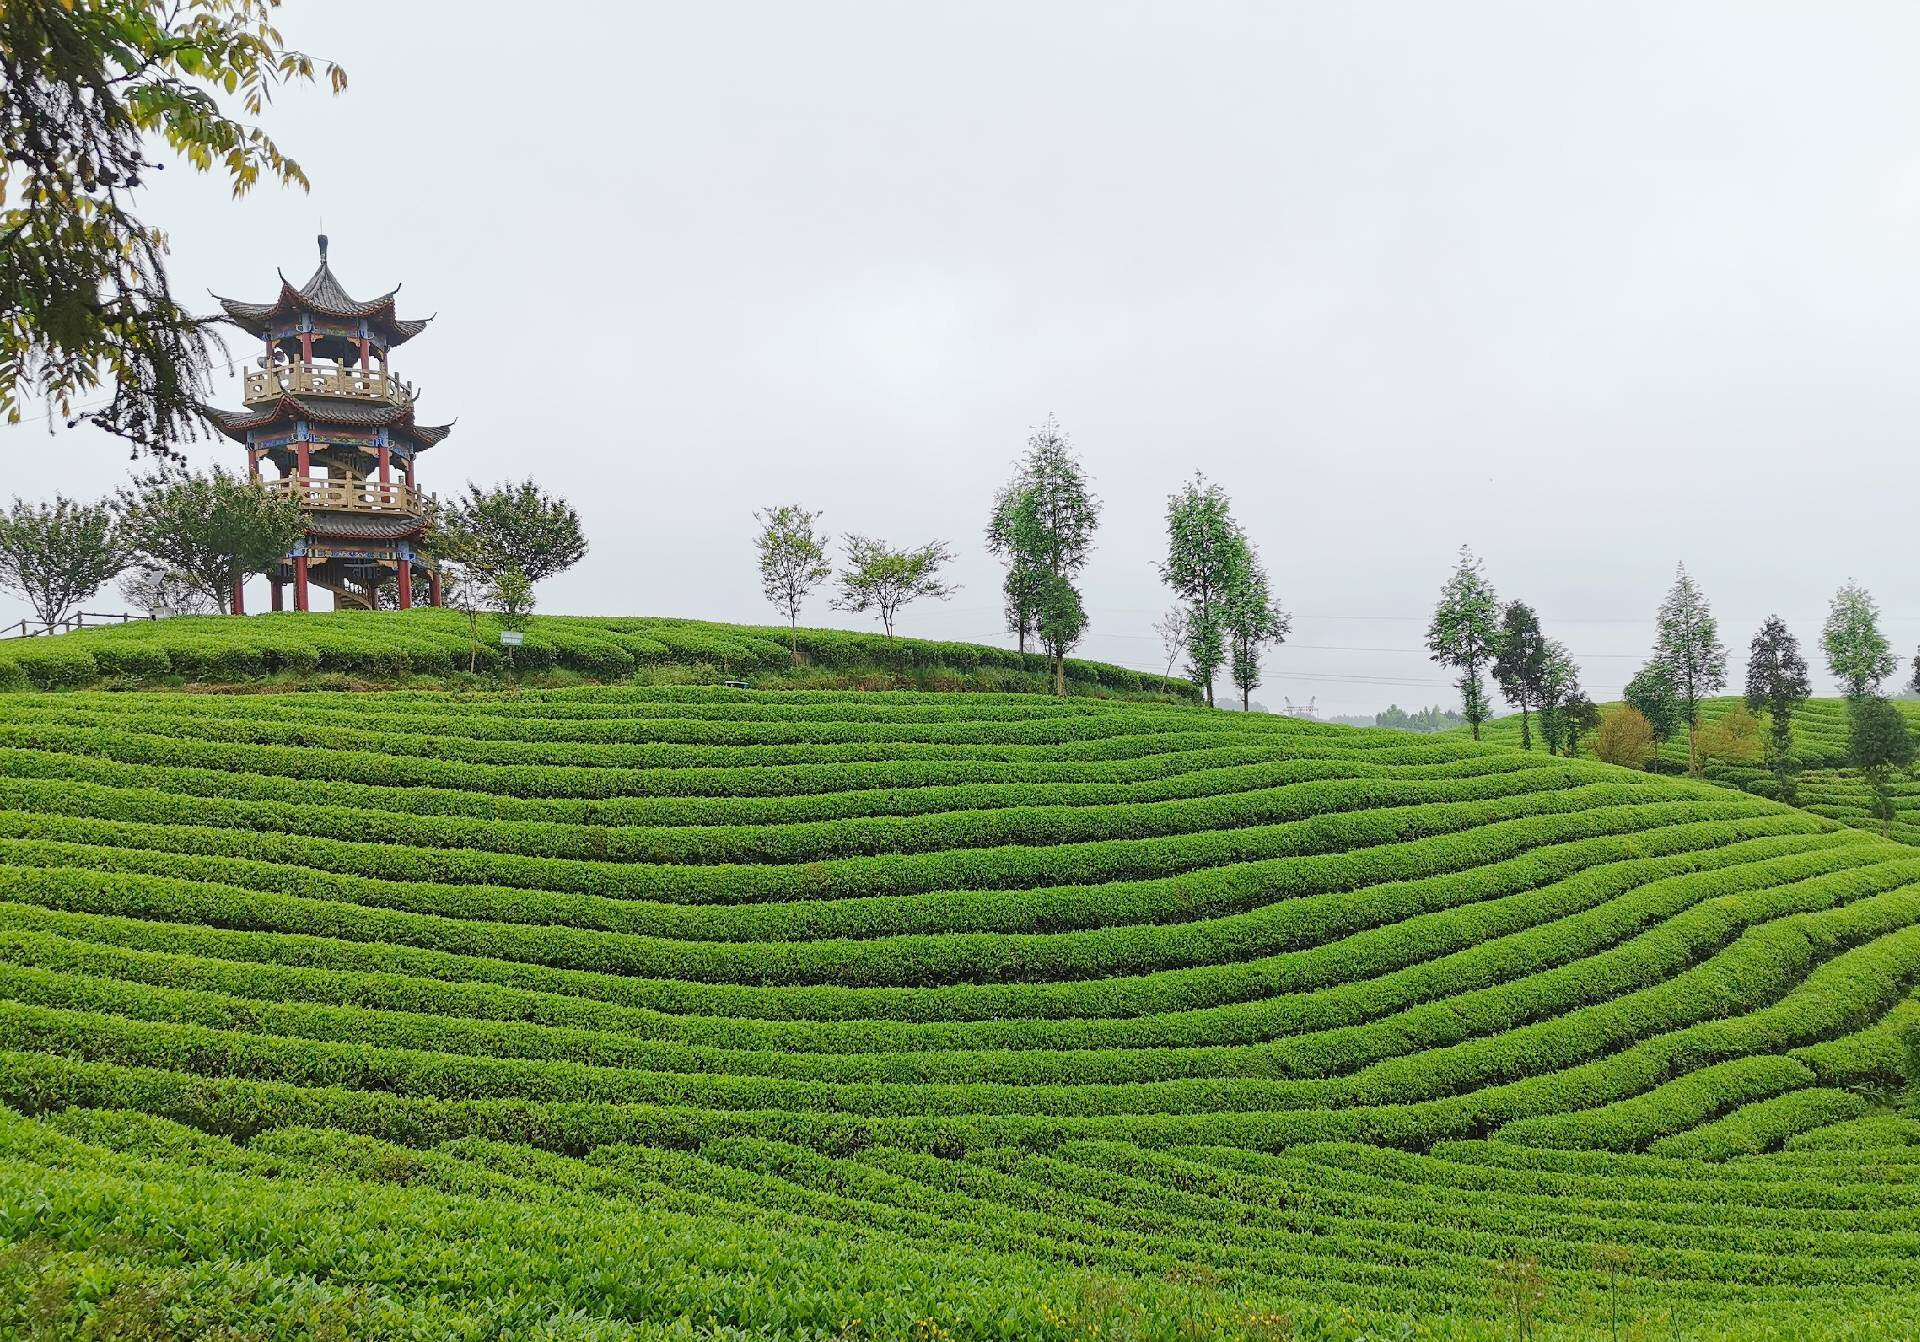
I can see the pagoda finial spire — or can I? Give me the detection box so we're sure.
[317,232,328,262]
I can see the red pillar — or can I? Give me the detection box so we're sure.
[270,581,284,612]
[378,445,391,485]
[360,337,371,371]
[231,575,246,616]
[296,442,311,482]
[403,455,415,490]
[293,557,310,612]
[428,570,442,607]
[397,561,413,610]
[300,333,313,364]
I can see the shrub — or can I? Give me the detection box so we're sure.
[1592,705,1655,768]
[1699,703,1762,765]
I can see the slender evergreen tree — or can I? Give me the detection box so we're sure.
[1745,615,1811,802]
[1425,545,1501,739]
[1491,602,1548,750]
[1651,564,1726,775]
[1159,474,1242,707]
[1536,640,1584,757]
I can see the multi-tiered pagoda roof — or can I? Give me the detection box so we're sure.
[202,237,453,614]
[211,250,434,350]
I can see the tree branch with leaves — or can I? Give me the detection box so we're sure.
[1,0,346,455]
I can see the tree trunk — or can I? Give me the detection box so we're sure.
[1053,654,1065,697]
[1519,704,1531,751]
[789,613,800,666]
[1241,687,1250,711]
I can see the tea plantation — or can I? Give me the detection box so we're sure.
[0,612,1191,699]
[1474,697,1920,846]
[3,685,1920,1338]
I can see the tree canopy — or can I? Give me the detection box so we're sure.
[1159,474,1243,708]
[1745,614,1811,801]
[437,480,587,587]
[1624,662,1683,746]
[753,505,831,660]
[831,535,957,638]
[985,418,1100,691]
[1822,581,1895,700]
[1425,545,1501,739]
[1651,563,1726,774]
[2,0,345,454]
[0,494,124,628]
[1491,601,1547,750]
[113,465,302,614]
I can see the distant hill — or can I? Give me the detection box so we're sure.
[0,611,1193,700]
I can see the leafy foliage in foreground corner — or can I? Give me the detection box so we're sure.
[0,0,346,455]
[0,685,1914,1335]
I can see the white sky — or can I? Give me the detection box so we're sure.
[5,0,1919,714]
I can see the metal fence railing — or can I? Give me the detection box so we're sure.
[1,612,153,639]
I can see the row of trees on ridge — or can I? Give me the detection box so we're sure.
[753,418,1292,702]
[0,473,586,631]
[1431,554,1916,833]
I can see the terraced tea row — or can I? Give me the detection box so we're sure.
[2,687,1919,1336]
[0,611,1195,697]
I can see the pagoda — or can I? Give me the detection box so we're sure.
[203,235,452,612]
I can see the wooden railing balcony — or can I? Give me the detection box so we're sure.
[243,361,413,407]
[265,474,419,515]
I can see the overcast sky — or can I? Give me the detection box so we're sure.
[6,1,1920,713]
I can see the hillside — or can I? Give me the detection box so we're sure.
[0,611,1192,699]
[3,687,1920,1336]
[1469,698,1920,845]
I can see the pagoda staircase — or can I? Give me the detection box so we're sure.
[315,575,381,611]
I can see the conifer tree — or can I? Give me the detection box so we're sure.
[1745,615,1811,802]
[1651,564,1726,775]
[1491,602,1548,750]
